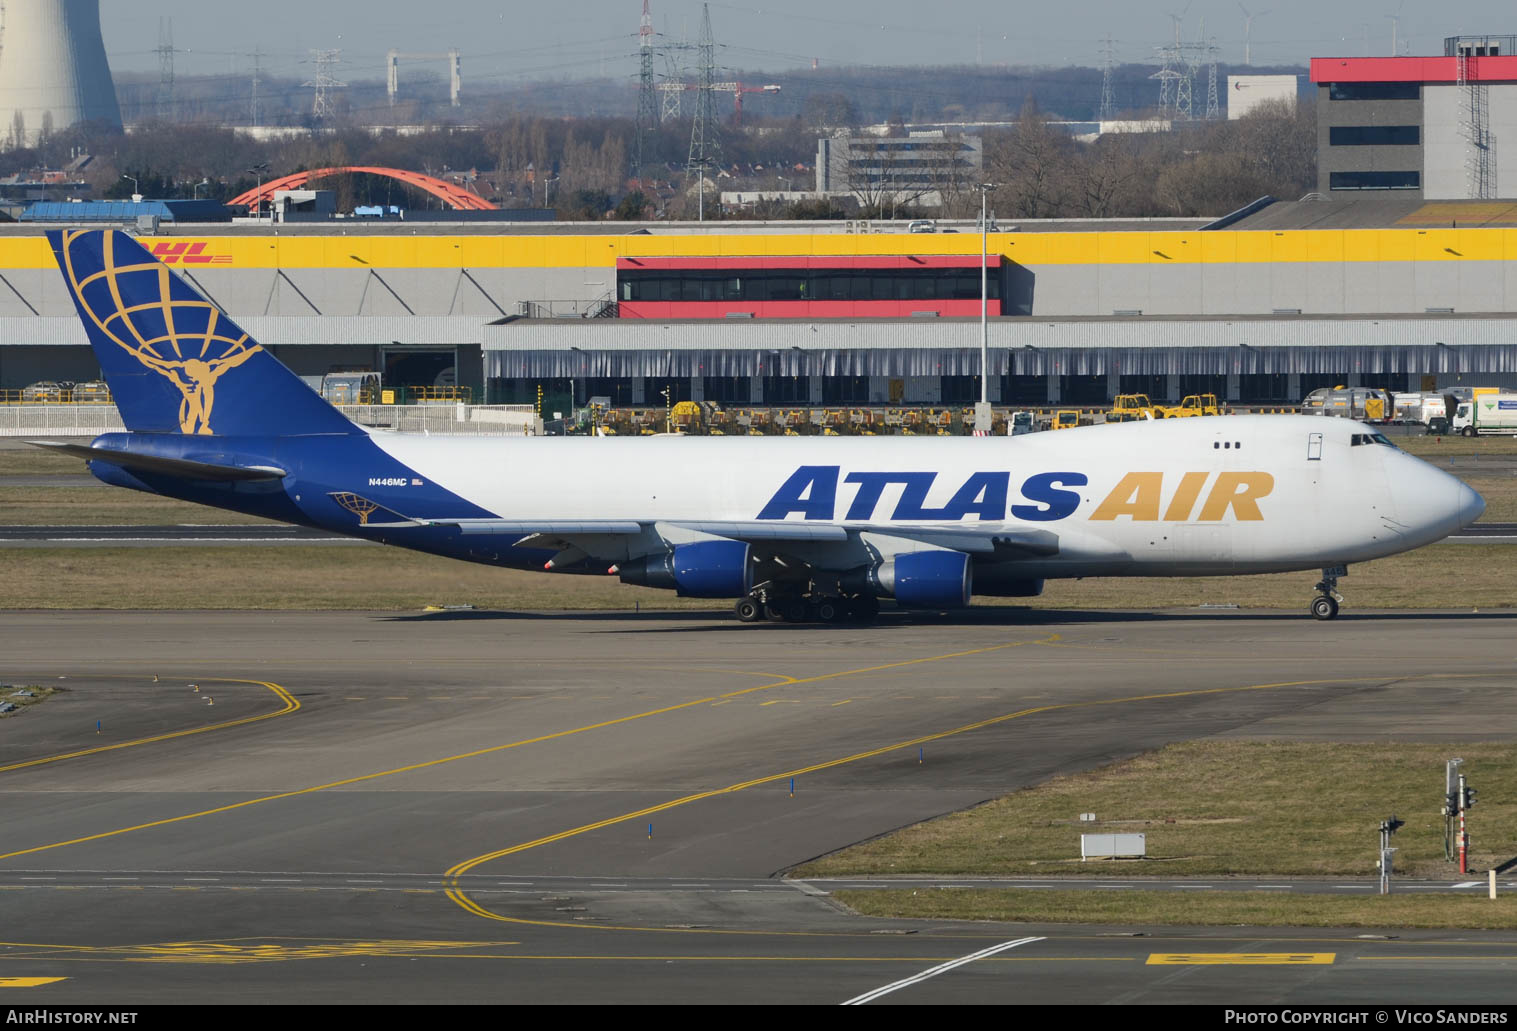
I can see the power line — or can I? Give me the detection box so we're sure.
[156,17,176,122]
[1099,35,1117,121]
[303,49,346,123]
[687,2,719,186]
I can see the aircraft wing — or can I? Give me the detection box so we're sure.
[329,494,1059,559]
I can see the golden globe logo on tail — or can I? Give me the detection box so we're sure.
[60,229,262,435]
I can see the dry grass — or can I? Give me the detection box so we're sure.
[798,741,1517,881]
[0,540,1507,612]
[0,487,273,526]
[1396,434,1517,459]
[0,545,721,611]
[835,889,1517,930]
[0,446,85,476]
[0,684,58,718]
[1463,475,1517,522]
[1029,541,1513,611]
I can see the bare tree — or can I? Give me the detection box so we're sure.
[1070,135,1149,218]
[986,99,1075,219]
[923,131,981,218]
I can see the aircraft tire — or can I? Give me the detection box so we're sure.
[764,602,788,623]
[735,596,762,622]
[815,600,840,623]
[781,598,808,623]
[1310,595,1339,621]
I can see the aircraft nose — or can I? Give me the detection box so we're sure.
[1457,481,1486,528]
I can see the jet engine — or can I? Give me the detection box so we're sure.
[618,540,752,598]
[845,550,973,609]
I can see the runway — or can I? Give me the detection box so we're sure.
[3,609,1517,1004]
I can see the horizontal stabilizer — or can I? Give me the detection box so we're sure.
[26,441,287,482]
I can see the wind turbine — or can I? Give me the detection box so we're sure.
[1385,0,1405,56]
[1239,2,1270,67]
[1166,1,1193,47]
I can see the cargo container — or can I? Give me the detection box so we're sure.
[1301,386,1392,422]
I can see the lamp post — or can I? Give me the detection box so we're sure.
[692,159,710,222]
[974,182,997,435]
[120,173,140,203]
[246,163,269,222]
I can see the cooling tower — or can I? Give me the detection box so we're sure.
[0,0,122,145]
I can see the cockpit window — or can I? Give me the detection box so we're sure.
[1352,432,1398,448]
[1369,433,1397,448]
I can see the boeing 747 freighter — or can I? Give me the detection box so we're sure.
[29,229,1485,622]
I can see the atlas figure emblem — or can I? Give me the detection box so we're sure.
[330,493,381,525]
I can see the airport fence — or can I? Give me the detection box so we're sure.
[0,404,126,437]
[334,404,539,436]
[0,403,540,437]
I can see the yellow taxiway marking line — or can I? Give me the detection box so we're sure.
[1147,953,1335,965]
[832,699,853,707]
[0,677,299,776]
[382,954,1136,963]
[0,636,1056,863]
[443,672,1426,935]
[759,700,802,707]
[0,978,68,987]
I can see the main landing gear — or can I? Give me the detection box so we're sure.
[733,592,879,624]
[1310,566,1345,621]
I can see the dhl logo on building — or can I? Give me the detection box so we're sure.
[149,242,232,266]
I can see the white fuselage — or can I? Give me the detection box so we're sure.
[364,415,1481,579]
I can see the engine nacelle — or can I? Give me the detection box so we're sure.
[619,540,752,598]
[845,550,973,609]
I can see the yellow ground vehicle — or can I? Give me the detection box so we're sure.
[1107,394,1163,422]
[1051,409,1081,430]
[1164,393,1224,418]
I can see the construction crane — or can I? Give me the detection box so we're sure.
[387,49,461,107]
[655,80,780,125]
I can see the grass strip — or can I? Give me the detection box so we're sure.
[835,888,1517,930]
[0,487,273,526]
[0,541,1509,611]
[798,741,1517,881]
[0,684,59,719]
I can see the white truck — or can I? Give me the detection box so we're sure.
[1452,393,1517,436]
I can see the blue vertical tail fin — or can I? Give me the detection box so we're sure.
[46,229,358,437]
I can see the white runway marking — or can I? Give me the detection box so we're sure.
[841,936,1045,1005]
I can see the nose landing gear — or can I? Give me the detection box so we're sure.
[1311,566,1346,620]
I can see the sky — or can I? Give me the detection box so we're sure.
[100,0,1516,85]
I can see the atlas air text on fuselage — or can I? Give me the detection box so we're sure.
[756,466,1275,523]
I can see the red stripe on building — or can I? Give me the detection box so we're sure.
[616,255,996,271]
[618,300,1002,319]
[1310,55,1517,83]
